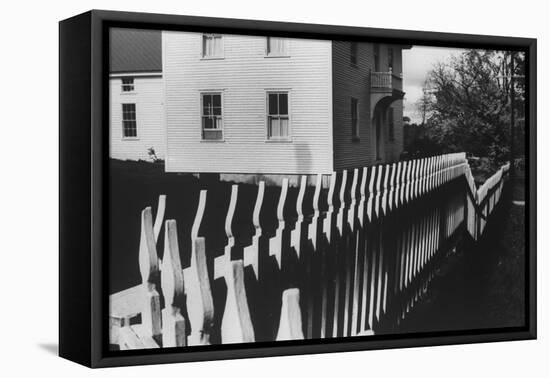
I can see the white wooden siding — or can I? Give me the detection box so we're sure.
[110,76,166,161]
[163,31,333,175]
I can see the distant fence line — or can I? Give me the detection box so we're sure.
[109,153,510,350]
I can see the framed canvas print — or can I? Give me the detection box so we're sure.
[59,10,536,368]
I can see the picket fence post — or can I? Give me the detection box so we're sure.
[291,175,307,258]
[276,289,305,341]
[221,260,255,344]
[269,178,289,268]
[138,207,162,341]
[244,181,265,279]
[160,219,186,347]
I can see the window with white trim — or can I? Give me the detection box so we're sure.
[351,97,359,139]
[122,103,137,138]
[121,77,134,92]
[202,34,223,58]
[201,93,223,140]
[266,37,289,56]
[267,92,290,140]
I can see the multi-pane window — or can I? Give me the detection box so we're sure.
[202,34,223,58]
[350,42,358,65]
[388,107,395,141]
[374,43,380,71]
[121,77,134,92]
[388,47,394,71]
[122,103,137,138]
[351,98,359,139]
[266,37,289,56]
[201,93,223,140]
[267,92,289,140]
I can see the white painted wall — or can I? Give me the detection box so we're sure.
[109,75,165,161]
[163,31,333,174]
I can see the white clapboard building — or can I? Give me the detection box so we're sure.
[109,28,165,161]
[111,29,410,180]
[163,31,410,178]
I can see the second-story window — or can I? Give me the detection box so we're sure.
[201,93,223,140]
[374,43,380,71]
[350,42,358,65]
[351,97,359,139]
[202,34,223,58]
[266,37,289,56]
[121,77,134,92]
[267,92,290,140]
[388,47,394,71]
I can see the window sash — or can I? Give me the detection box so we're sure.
[351,98,359,138]
[122,103,137,138]
[201,93,223,140]
[375,115,382,160]
[267,93,288,116]
[388,107,395,140]
[350,42,358,65]
[268,116,289,139]
[374,44,380,71]
[267,37,289,56]
[202,34,223,57]
[267,92,290,139]
[121,77,134,92]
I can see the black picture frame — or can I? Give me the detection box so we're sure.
[59,9,537,368]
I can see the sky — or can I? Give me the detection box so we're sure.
[402,46,466,123]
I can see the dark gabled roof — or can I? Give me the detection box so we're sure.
[109,28,162,74]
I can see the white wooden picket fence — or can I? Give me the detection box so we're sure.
[109,152,510,350]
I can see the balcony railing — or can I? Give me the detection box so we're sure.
[371,70,403,90]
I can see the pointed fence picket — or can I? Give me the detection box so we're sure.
[109,153,510,349]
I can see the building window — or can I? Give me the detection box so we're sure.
[122,103,137,138]
[350,42,358,65]
[388,47,394,71]
[388,107,395,141]
[121,77,134,92]
[202,34,223,58]
[351,97,359,140]
[267,92,289,140]
[374,44,380,71]
[266,37,289,56]
[201,93,223,140]
[375,114,382,160]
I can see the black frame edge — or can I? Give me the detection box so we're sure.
[89,9,536,48]
[58,9,536,368]
[527,38,537,340]
[59,11,93,367]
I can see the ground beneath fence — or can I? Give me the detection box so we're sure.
[397,184,526,333]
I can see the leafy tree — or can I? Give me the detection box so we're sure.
[419,49,525,172]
